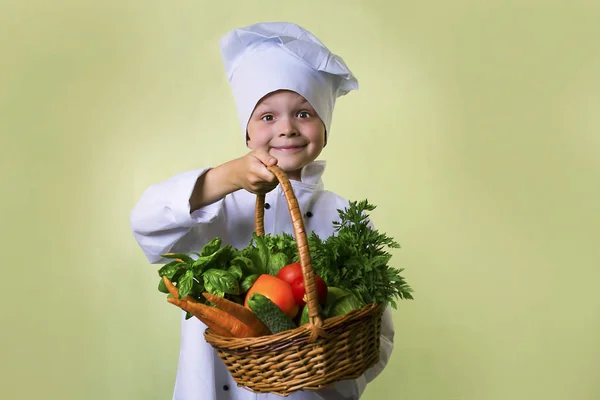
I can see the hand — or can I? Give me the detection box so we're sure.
[189,148,279,212]
[230,148,279,195]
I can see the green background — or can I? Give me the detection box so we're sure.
[2,1,599,399]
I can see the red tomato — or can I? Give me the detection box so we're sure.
[244,274,299,319]
[277,263,303,285]
[277,263,328,306]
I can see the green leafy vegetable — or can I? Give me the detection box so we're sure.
[307,199,414,309]
[177,270,194,299]
[241,274,259,293]
[201,238,222,256]
[267,252,289,276]
[263,232,298,261]
[156,199,414,312]
[253,233,270,273]
[158,277,169,294]
[231,256,259,275]
[158,260,184,279]
[203,269,240,296]
[227,265,243,281]
[241,246,265,275]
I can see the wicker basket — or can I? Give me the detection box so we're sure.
[204,165,384,396]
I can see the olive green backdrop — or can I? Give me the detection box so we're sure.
[2,1,599,399]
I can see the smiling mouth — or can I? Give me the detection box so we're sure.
[272,145,307,152]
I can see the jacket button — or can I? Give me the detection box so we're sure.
[223,385,229,391]
[305,211,313,218]
[264,203,271,210]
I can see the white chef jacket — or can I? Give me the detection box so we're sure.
[130,160,395,400]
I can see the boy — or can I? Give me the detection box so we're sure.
[130,22,395,400]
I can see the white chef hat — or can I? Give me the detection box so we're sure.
[219,22,359,142]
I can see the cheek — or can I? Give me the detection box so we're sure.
[309,123,326,145]
[246,125,270,148]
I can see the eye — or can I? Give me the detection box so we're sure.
[297,111,310,118]
[261,114,274,122]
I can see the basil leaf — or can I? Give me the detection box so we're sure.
[193,245,233,274]
[170,268,187,285]
[203,277,215,295]
[215,245,237,264]
[158,261,183,279]
[267,252,289,276]
[203,269,240,295]
[177,270,194,299]
[240,274,259,293]
[158,277,169,294]
[191,255,214,273]
[227,265,243,281]
[191,279,204,302]
[231,256,259,275]
[201,238,222,256]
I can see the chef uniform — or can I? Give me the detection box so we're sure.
[130,22,395,400]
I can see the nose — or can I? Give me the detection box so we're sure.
[277,117,299,137]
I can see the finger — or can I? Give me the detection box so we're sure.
[252,148,278,167]
[252,163,278,185]
[246,154,277,182]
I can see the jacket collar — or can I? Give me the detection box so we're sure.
[295,160,326,189]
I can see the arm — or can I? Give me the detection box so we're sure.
[130,168,225,263]
[130,150,279,263]
[188,160,240,212]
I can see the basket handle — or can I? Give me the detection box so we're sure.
[255,165,327,342]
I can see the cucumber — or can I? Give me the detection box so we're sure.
[247,293,297,334]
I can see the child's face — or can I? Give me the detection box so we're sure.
[247,90,326,180]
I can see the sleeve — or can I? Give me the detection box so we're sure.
[129,168,225,264]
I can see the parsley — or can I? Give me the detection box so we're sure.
[307,200,414,309]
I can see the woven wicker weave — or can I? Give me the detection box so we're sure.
[204,165,384,396]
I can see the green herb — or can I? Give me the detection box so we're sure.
[241,274,259,292]
[157,239,248,316]
[307,200,414,308]
[204,269,240,295]
[267,252,289,275]
[156,199,414,316]
[262,232,298,262]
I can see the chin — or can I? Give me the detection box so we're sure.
[277,160,304,171]
[277,162,306,178]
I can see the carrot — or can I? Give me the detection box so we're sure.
[202,293,271,336]
[162,277,258,338]
[184,301,260,338]
[166,297,233,337]
[162,276,199,303]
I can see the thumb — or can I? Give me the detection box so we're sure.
[253,148,278,167]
